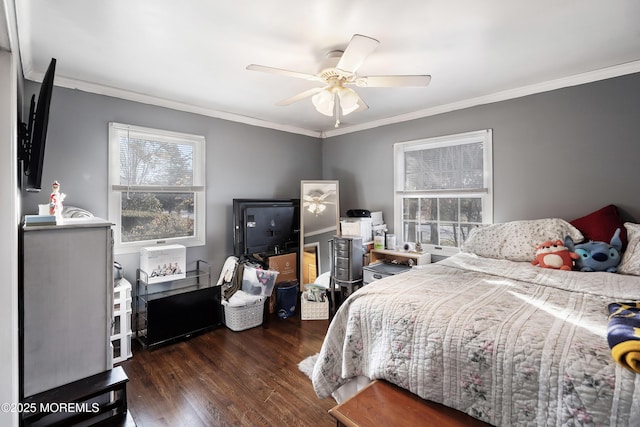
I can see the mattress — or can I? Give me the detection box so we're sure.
[312,253,640,426]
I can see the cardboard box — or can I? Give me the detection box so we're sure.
[268,252,297,283]
[140,244,186,284]
[267,252,297,314]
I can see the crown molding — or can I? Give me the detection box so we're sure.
[321,60,640,138]
[22,58,640,141]
[50,76,323,138]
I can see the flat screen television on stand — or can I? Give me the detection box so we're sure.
[233,199,300,257]
[18,57,57,192]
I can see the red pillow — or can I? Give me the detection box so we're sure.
[570,205,627,249]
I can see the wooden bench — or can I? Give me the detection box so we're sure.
[329,380,491,427]
[22,366,130,426]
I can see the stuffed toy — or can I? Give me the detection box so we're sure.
[532,239,579,270]
[564,228,622,272]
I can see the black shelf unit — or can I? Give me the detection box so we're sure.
[136,260,221,348]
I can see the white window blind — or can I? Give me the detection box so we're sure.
[108,122,206,254]
[394,130,492,256]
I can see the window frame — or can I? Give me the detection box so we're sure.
[108,122,206,255]
[393,129,493,257]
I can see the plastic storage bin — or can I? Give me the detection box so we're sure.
[241,266,279,296]
[111,333,132,364]
[111,279,133,363]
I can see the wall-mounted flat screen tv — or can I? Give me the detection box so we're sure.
[19,57,57,192]
[233,199,300,256]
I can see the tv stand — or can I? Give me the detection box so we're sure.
[136,260,221,348]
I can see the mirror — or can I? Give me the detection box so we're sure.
[302,242,320,284]
[299,180,339,285]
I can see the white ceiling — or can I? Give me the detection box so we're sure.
[12,0,640,138]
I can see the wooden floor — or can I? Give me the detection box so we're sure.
[118,314,335,427]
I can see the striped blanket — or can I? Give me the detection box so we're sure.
[313,253,640,426]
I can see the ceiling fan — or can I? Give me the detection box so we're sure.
[247,34,431,128]
[303,189,336,215]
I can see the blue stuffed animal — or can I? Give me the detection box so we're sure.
[564,228,622,273]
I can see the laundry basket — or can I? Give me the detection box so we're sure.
[222,295,265,331]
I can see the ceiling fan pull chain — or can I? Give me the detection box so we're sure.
[334,92,341,128]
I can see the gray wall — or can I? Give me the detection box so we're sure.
[21,72,640,280]
[20,84,323,282]
[323,72,640,233]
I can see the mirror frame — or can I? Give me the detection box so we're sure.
[299,180,340,285]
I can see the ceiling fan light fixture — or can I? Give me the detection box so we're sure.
[337,87,360,115]
[311,89,334,116]
[307,202,327,215]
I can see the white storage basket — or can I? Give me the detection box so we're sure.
[301,297,329,320]
[223,299,264,331]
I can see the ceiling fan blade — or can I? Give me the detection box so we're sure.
[318,191,334,201]
[348,89,369,113]
[355,75,432,87]
[246,64,321,81]
[276,86,326,106]
[336,34,380,73]
[354,93,369,112]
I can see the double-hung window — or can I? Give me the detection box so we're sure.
[393,129,493,256]
[108,122,206,254]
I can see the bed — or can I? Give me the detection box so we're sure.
[312,217,640,426]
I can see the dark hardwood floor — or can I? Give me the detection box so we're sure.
[118,313,335,427]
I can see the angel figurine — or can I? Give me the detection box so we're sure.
[49,180,66,216]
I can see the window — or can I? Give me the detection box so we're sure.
[393,129,492,256]
[108,122,206,254]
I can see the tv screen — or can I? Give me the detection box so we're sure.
[244,205,295,254]
[20,57,56,192]
[233,199,299,256]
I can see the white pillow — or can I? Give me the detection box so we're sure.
[618,222,640,275]
[462,218,584,262]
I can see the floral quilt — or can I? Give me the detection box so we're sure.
[312,253,640,426]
